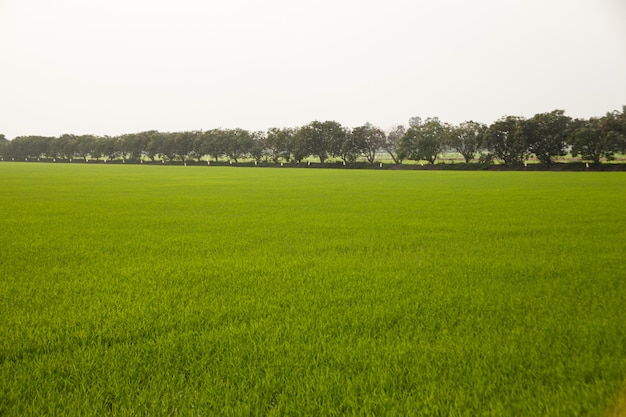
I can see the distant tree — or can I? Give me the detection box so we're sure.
[339,130,360,164]
[408,116,422,128]
[449,121,486,163]
[118,131,154,161]
[292,131,309,163]
[5,137,25,160]
[352,123,386,163]
[383,125,405,164]
[614,107,626,154]
[75,135,97,161]
[297,120,346,164]
[131,131,160,161]
[201,129,227,162]
[8,136,53,160]
[265,127,295,163]
[249,131,267,163]
[0,134,8,159]
[224,128,254,163]
[484,116,529,166]
[526,110,571,164]
[570,112,624,164]
[399,117,448,164]
[171,131,198,162]
[93,136,117,161]
[50,134,79,160]
[159,133,177,161]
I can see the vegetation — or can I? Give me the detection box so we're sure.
[1,108,624,166]
[1,164,625,416]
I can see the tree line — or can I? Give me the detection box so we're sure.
[1,108,625,166]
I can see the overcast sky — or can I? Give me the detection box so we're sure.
[1,0,625,139]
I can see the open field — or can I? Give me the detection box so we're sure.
[0,164,625,416]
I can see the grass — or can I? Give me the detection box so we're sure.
[0,163,625,416]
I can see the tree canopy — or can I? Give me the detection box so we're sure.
[2,107,624,166]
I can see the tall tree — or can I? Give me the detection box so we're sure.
[0,134,8,159]
[9,136,53,160]
[265,127,295,163]
[224,128,254,163]
[75,135,97,161]
[297,121,346,164]
[383,125,405,164]
[339,130,360,164]
[249,131,267,163]
[352,123,386,164]
[93,136,117,161]
[197,129,226,162]
[448,121,486,163]
[484,116,529,166]
[570,112,624,164]
[526,110,571,164]
[399,117,448,164]
[50,134,79,160]
[172,131,199,162]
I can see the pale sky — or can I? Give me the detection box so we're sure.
[1,0,625,139]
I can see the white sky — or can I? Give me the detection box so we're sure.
[1,0,625,139]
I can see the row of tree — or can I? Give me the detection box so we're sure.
[1,109,625,165]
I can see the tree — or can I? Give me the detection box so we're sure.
[448,121,486,163]
[75,135,97,161]
[142,131,164,162]
[526,110,570,164]
[297,120,346,164]
[249,131,267,163]
[484,116,529,166]
[399,117,448,164]
[620,107,626,153]
[570,112,624,164]
[195,129,225,162]
[352,123,385,164]
[50,134,79,160]
[93,136,117,161]
[224,128,254,163]
[8,136,53,160]
[265,127,295,163]
[292,130,309,163]
[383,125,405,164]
[118,131,154,161]
[160,132,178,161]
[408,116,422,128]
[0,134,8,159]
[166,131,198,162]
[339,130,360,164]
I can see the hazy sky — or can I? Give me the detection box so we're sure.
[1,0,625,139]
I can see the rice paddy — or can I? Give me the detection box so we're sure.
[0,163,624,416]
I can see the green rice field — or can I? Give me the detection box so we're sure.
[0,163,625,416]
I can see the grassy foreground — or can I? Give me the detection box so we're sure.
[0,163,625,416]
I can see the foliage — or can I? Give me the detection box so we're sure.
[570,112,625,164]
[383,125,405,164]
[0,134,8,158]
[1,107,624,165]
[526,110,571,164]
[265,128,294,163]
[223,128,254,163]
[399,117,448,164]
[484,116,529,166]
[351,123,386,164]
[449,121,487,163]
[296,120,346,164]
[339,130,361,164]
